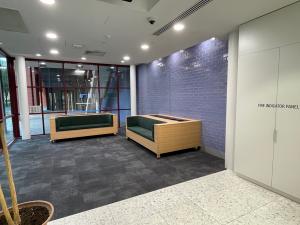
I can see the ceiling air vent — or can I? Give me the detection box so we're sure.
[0,7,28,33]
[153,0,213,36]
[85,50,106,57]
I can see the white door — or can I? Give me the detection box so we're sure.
[272,44,300,198]
[235,49,279,185]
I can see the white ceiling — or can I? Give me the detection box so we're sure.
[0,0,298,65]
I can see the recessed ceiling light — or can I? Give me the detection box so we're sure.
[141,44,150,50]
[75,69,85,75]
[179,49,184,53]
[110,66,115,69]
[211,37,216,40]
[46,32,58,40]
[173,23,185,32]
[40,0,55,5]
[81,57,86,60]
[56,74,60,77]
[36,53,42,57]
[0,42,3,45]
[123,55,130,61]
[40,62,46,65]
[78,64,82,68]
[121,60,125,64]
[49,49,59,55]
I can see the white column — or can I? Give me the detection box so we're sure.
[225,30,239,170]
[130,65,137,116]
[15,56,30,140]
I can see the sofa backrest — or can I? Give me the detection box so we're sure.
[56,114,113,130]
[127,116,165,131]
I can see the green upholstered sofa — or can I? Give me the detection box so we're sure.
[50,113,118,142]
[126,116,165,141]
[126,114,202,158]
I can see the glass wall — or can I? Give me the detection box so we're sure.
[25,59,130,135]
[0,54,13,142]
[64,63,99,114]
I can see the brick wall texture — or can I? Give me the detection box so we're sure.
[136,39,228,155]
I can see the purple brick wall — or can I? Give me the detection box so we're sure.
[137,39,228,155]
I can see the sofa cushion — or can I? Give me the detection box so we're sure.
[128,126,154,141]
[127,116,165,141]
[127,116,164,130]
[58,123,112,132]
[56,114,113,132]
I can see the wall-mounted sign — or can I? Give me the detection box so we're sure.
[258,103,299,110]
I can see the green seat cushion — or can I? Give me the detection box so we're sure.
[128,126,154,141]
[56,114,113,132]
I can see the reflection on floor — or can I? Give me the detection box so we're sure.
[0,132,224,219]
[49,170,300,225]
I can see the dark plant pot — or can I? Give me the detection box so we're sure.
[0,200,54,225]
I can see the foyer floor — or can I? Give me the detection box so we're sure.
[49,170,300,225]
[0,132,224,219]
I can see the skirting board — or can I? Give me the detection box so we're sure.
[236,171,300,204]
[203,146,225,159]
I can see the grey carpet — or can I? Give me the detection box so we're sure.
[0,130,224,219]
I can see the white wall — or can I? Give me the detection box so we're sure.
[239,2,300,55]
[225,30,239,170]
[234,1,300,200]
[130,65,137,116]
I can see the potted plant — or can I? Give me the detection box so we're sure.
[0,122,54,225]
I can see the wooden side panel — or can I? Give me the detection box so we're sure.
[50,114,118,141]
[155,121,201,154]
[126,129,158,154]
[50,117,56,141]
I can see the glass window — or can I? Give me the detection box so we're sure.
[0,57,11,116]
[27,88,42,113]
[66,88,99,114]
[119,110,131,127]
[24,60,130,133]
[118,67,130,88]
[4,116,13,143]
[64,63,98,88]
[29,114,43,135]
[100,88,118,110]
[26,61,40,87]
[119,88,130,109]
[100,66,117,88]
[42,87,65,113]
[0,55,15,142]
[39,62,64,88]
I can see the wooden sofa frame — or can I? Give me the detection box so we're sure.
[50,113,118,142]
[126,114,201,158]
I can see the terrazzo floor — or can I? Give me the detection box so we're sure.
[49,170,300,225]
